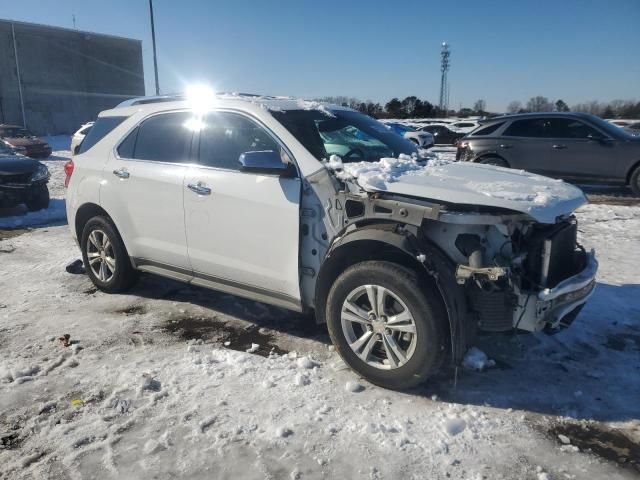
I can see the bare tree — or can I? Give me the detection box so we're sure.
[506,101,522,114]
[526,96,553,112]
[473,99,486,114]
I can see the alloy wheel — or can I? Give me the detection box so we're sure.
[340,285,418,370]
[86,229,116,283]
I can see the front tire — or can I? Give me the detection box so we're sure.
[630,166,640,196]
[478,156,509,168]
[81,216,138,293]
[25,185,49,211]
[326,261,447,389]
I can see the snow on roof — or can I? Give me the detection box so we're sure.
[111,93,352,116]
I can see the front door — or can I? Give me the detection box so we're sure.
[183,111,302,307]
[101,111,195,271]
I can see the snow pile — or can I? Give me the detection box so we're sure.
[326,153,450,190]
[466,180,559,204]
[462,347,496,371]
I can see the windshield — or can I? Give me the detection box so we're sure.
[272,109,418,162]
[0,127,34,138]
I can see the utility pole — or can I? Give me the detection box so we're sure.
[149,0,160,95]
[439,42,450,113]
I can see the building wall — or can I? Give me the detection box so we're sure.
[0,20,144,135]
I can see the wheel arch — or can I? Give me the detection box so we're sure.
[74,203,112,244]
[473,153,509,166]
[315,224,473,364]
[625,159,640,185]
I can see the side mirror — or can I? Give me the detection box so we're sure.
[238,150,295,176]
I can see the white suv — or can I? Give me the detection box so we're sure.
[65,94,597,389]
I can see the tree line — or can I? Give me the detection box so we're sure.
[315,95,640,119]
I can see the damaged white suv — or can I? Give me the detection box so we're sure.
[65,94,597,389]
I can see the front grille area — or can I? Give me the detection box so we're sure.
[0,173,32,185]
[470,288,515,332]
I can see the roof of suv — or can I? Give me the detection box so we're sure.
[480,111,596,124]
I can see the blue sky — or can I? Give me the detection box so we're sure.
[3,0,639,111]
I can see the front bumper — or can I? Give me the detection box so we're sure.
[514,250,598,332]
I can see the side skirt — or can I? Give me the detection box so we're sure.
[132,257,303,313]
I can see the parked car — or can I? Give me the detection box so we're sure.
[624,121,640,136]
[71,122,94,155]
[456,112,640,195]
[0,124,52,159]
[608,119,631,128]
[65,94,597,389]
[448,120,480,133]
[386,122,434,148]
[0,145,50,211]
[418,124,465,145]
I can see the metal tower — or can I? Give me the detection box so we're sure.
[439,42,450,112]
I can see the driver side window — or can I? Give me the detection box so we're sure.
[198,112,282,170]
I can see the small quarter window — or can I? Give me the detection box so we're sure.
[472,122,504,136]
[78,116,127,154]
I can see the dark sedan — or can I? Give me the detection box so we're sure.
[418,124,465,145]
[0,146,50,211]
[0,124,52,159]
[456,112,640,195]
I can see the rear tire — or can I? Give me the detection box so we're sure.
[478,156,509,168]
[81,216,139,293]
[630,166,640,196]
[326,261,448,390]
[25,185,49,211]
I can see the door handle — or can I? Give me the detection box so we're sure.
[499,144,513,149]
[552,144,567,150]
[112,168,130,179]
[187,182,211,195]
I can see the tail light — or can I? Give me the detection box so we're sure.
[455,141,469,161]
[64,160,74,187]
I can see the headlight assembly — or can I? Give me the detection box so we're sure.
[31,164,50,182]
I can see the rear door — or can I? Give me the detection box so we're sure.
[500,118,556,174]
[183,111,302,307]
[101,111,195,273]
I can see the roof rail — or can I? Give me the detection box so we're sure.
[115,94,185,108]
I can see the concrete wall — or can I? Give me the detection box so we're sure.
[0,19,144,135]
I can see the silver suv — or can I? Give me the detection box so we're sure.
[456,112,640,195]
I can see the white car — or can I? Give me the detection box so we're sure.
[386,122,434,148]
[449,120,480,133]
[65,93,597,389]
[70,122,94,155]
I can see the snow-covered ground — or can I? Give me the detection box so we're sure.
[1,140,639,479]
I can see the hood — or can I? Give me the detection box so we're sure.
[333,155,587,224]
[3,137,48,147]
[0,157,41,175]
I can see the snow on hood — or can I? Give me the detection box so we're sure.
[326,154,587,224]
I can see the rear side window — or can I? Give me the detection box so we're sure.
[78,116,127,154]
[503,119,549,137]
[197,112,280,170]
[472,122,504,136]
[118,112,194,162]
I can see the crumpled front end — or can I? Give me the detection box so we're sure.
[441,216,598,334]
